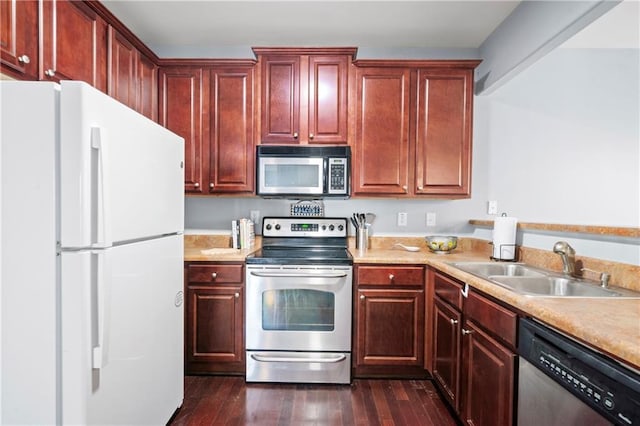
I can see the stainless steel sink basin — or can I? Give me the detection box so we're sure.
[488,276,627,298]
[449,262,640,298]
[450,262,546,278]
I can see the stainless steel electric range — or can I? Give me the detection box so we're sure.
[245,217,353,384]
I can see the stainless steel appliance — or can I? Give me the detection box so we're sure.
[245,217,353,384]
[256,145,350,198]
[518,318,640,426]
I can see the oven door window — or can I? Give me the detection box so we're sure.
[262,289,334,331]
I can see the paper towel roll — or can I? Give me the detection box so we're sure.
[492,216,518,260]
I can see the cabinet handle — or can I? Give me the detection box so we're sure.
[194,182,200,188]
[235,292,240,298]
[18,55,31,64]
[211,272,217,280]
[388,274,395,281]
[44,69,56,77]
[360,295,365,300]
[462,329,473,335]
[293,132,299,139]
[450,318,458,325]
[209,182,214,189]
[309,133,314,139]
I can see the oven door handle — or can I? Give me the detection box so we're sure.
[249,271,349,279]
[250,354,347,363]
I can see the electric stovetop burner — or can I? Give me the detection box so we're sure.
[245,217,352,265]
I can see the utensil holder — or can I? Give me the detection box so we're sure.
[356,227,369,254]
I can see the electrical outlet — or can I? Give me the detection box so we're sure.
[487,201,498,215]
[397,212,407,227]
[426,212,436,226]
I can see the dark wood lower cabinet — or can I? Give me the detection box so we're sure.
[185,262,245,375]
[431,270,517,426]
[461,319,516,426]
[353,264,426,378]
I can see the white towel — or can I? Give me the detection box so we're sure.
[492,216,518,260]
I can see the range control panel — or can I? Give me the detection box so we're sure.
[262,217,348,238]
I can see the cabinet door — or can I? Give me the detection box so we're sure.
[0,0,38,79]
[107,27,136,110]
[185,286,244,374]
[260,55,300,144]
[461,319,516,426]
[208,66,254,193]
[307,55,348,144]
[41,0,107,91]
[137,53,157,121]
[432,297,462,413]
[415,69,473,196]
[159,67,208,193]
[356,288,424,366]
[354,67,411,195]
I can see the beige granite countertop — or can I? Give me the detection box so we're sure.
[185,234,640,369]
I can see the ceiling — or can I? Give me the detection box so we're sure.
[101,1,522,56]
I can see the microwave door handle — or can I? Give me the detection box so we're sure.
[249,271,349,279]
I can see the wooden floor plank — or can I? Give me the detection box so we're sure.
[169,376,456,426]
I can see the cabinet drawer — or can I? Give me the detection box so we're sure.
[187,264,244,284]
[357,265,424,286]
[465,291,517,348]
[434,272,463,310]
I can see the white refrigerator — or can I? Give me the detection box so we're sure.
[1,81,185,425]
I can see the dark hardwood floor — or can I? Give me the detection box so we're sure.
[169,376,457,425]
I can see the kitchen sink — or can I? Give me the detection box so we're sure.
[449,262,640,298]
[450,262,546,278]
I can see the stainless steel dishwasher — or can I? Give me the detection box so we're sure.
[518,318,640,425]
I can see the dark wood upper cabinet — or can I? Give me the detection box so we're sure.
[208,65,255,194]
[416,68,474,196]
[353,60,480,198]
[353,67,411,195]
[0,0,38,79]
[41,0,107,91]
[254,47,354,145]
[159,67,208,193]
[137,53,158,121]
[108,27,137,110]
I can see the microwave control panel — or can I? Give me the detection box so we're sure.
[328,158,348,194]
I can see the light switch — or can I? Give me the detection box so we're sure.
[397,212,407,227]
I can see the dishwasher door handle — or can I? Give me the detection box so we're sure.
[251,354,347,364]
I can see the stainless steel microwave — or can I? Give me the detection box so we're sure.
[256,146,350,198]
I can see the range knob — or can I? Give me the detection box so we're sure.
[275,224,281,231]
[338,224,344,231]
[322,225,327,231]
[265,224,272,231]
[329,225,335,231]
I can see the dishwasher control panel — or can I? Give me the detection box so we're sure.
[520,319,640,425]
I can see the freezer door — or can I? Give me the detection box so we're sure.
[59,81,184,248]
[61,235,183,425]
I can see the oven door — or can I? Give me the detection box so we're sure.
[245,265,352,352]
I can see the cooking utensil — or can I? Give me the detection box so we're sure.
[393,243,420,252]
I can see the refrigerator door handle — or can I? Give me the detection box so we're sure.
[91,127,112,249]
[92,250,110,369]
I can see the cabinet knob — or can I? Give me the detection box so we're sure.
[193,182,200,188]
[462,328,473,335]
[418,186,423,191]
[360,295,365,300]
[450,318,458,325]
[402,185,408,192]
[388,274,395,281]
[235,292,240,298]
[44,69,56,77]
[309,133,314,139]
[209,182,214,189]
[293,132,299,139]
[18,55,31,64]
[211,272,217,280]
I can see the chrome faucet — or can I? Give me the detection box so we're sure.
[553,241,576,277]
